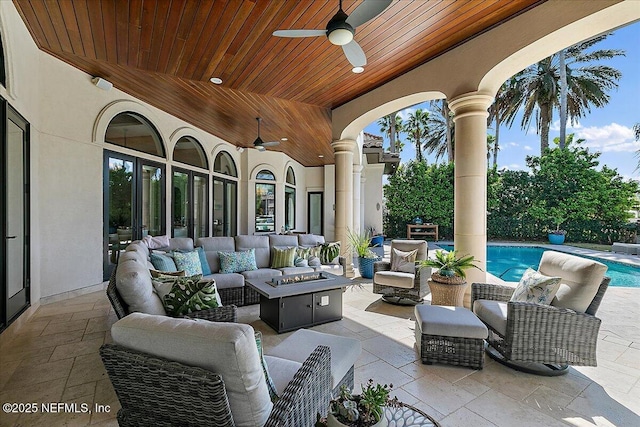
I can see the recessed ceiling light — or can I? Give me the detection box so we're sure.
[209,77,223,84]
[281,137,288,141]
[352,66,364,74]
[318,155,324,158]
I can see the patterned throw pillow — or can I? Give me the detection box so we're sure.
[320,242,340,265]
[150,269,186,279]
[173,251,203,277]
[152,274,204,300]
[308,256,321,267]
[391,248,418,273]
[254,331,278,403]
[294,257,309,268]
[271,247,296,268]
[296,246,311,260]
[511,268,562,305]
[195,246,212,275]
[218,248,258,274]
[160,277,221,316]
[149,252,177,272]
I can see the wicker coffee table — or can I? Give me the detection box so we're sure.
[384,403,441,426]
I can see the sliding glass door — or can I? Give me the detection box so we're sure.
[213,177,237,237]
[104,151,165,279]
[172,168,208,240]
[1,101,30,330]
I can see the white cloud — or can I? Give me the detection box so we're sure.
[397,108,416,121]
[524,145,532,151]
[574,123,637,153]
[550,119,583,132]
[509,142,518,147]
[501,164,522,171]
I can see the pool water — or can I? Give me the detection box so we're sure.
[438,245,640,288]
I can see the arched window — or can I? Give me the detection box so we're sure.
[286,167,296,185]
[255,169,276,232]
[0,31,6,87]
[256,169,275,180]
[285,167,296,231]
[105,112,165,157]
[213,151,238,237]
[214,151,238,177]
[173,136,208,169]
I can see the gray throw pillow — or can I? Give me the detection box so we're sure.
[391,248,417,273]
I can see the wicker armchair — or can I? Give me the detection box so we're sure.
[373,239,430,304]
[106,268,238,322]
[101,342,331,427]
[471,251,610,376]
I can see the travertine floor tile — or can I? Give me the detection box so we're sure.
[50,337,105,361]
[567,382,640,426]
[3,358,74,390]
[353,359,415,392]
[361,335,418,368]
[402,373,478,416]
[441,407,498,427]
[40,318,89,336]
[67,353,109,387]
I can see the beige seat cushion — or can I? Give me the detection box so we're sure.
[264,355,302,396]
[473,300,508,336]
[374,270,415,289]
[415,305,487,339]
[267,329,361,389]
[538,251,607,312]
[111,313,272,427]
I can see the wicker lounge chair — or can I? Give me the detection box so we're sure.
[373,239,430,304]
[471,250,609,376]
[100,310,332,427]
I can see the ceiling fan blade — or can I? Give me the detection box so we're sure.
[346,0,392,28]
[273,29,326,38]
[255,145,266,152]
[262,141,280,147]
[343,40,367,67]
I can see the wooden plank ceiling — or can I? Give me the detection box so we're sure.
[14,0,541,167]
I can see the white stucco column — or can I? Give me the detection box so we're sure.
[353,164,363,235]
[332,139,356,278]
[448,92,493,308]
[360,173,366,235]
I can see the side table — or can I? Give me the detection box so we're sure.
[384,403,441,426]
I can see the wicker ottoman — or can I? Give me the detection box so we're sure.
[415,305,488,369]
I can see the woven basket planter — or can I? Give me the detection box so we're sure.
[429,273,468,307]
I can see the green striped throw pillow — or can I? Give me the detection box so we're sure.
[320,242,340,265]
[271,247,296,268]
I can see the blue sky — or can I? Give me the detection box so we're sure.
[364,21,640,181]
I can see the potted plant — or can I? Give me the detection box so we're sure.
[347,229,381,279]
[317,380,397,427]
[548,209,567,244]
[419,250,480,306]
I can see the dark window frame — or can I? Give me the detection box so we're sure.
[173,136,209,170]
[213,151,238,177]
[104,112,166,159]
[172,167,209,240]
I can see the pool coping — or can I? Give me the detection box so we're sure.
[435,241,640,268]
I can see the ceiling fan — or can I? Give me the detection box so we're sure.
[273,0,392,69]
[252,117,280,152]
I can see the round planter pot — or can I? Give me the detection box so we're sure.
[327,412,388,427]
[358,256,381,279]
[548,233,566,245]
[429,277,468,307]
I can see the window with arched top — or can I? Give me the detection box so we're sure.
[256,169,275,181]
[173,136,208,169]
[286,167,296,185]
[212,151,238,237]
[0,32,5,88]
[105,112,165,157]
[255,169,276,232]
[285,167,296,230]
[213,151,237,177]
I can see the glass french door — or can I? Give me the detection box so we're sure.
[104,151,165,280]
[1,101,30,331]
[213,177,237,237]
[308,192,323,235]
[172,168,208,240]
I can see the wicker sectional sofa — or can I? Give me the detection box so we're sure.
[111,234,346,317]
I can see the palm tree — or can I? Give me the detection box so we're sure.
[404,109,430,162]
[511,34,624,153]
[377,113,404,153]
[488,77,522,166]
[634,123,640,170]
[422,100,455,163]
[487,134,496,168]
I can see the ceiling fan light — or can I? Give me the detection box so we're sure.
[352,66,364,73]
[328,28,353,45]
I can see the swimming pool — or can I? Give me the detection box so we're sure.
[438,245,640,288]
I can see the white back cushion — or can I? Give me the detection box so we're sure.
[538,251,607,312]
[111,313,272,427]
[115,259,166,315]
